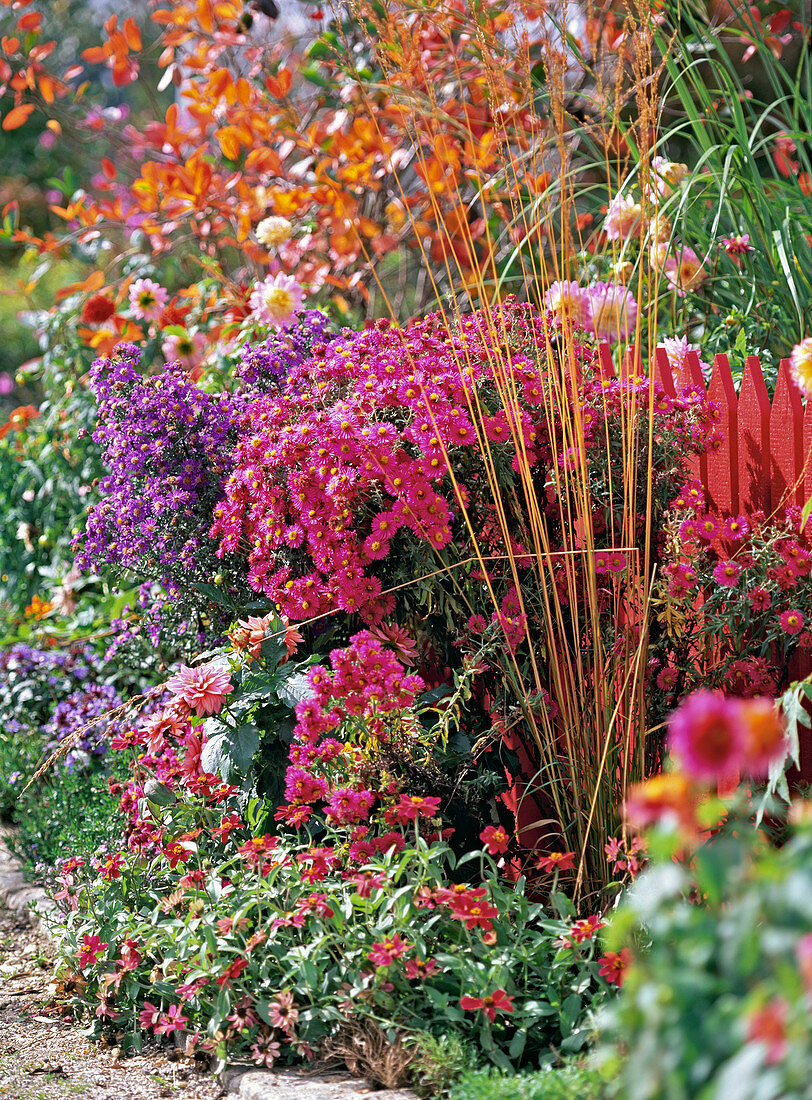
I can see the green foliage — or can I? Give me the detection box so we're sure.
[47,788,614,1072]
[449,1065,606,1100]
[594,807,812,1099]
[5,759,128,879]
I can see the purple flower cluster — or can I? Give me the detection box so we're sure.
[234,310,336,395]
[44,683,124,773]
[74,343,237,589]
[0,643,96,727]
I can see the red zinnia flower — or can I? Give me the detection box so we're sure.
[459,988,514,1022]
[537,851,576,873]
[479,824,510,855]
[598,948,631,987]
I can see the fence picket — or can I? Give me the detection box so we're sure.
[770,357,806,514]
[737,355,772,515]
[706,353,739,515]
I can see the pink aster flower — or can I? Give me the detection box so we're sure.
[779,608,804,635]
[542,280,588,326]
[748,587,771,611]
[582,282,638,342]
[713,560,741,587]
[166,660,234,716]
[128,277,168,321]
[667,690,746,782]
[249,273,304,328]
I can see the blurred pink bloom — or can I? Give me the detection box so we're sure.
[129,277,168,321]
[746,999,788,1065]
[162,330,206,370]
[583,282,638,342]
[603,192,643,240]
[667,690,745,782]
[249,273,304,328]
[542,280,588,326]
[664,247,707,294]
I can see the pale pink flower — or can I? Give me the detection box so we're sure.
[128,278,168,321]
[542,280,588,326]
[161,330,206,370]
[662,335,711,384]
[603,192,643,240]
[789,337,812,396]
[166,661,234,717]
[648,156,688,198]
[249,273,304,328]
[583,283,638,342]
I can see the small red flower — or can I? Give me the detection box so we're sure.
[459,988,514,1022]
[368,933,412,968]
[598,948,631,987]
[479,824,510,855]
[537,850,576,873]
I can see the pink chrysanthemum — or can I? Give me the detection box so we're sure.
[583,283,638,342]
[667,690,746,782]
[166,661,234,716]
[249,273,304,328]
[662,335,711,384]
[129,277,168,321]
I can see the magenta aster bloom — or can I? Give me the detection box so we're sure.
[779,608,805,635]
[128,277,168,321]
[749,587,772,611]
[713,560,742,587]
[166,660,234,716]
[583,283,638,342]
[667,690,747,782]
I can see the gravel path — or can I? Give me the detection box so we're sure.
[0,900,224,1099]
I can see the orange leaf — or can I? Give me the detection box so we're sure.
[46,118,61,135]
[2,102,34,130]
[1,36,20,53]
[38,73,55,104]
[265,68,292,99]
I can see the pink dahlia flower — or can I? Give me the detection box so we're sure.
[249,273,304,328]
[166,661,234,716]
[603,192,643,241]
[583,282,638,342]
[542,280,588,327]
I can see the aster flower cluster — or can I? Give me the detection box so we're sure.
[275,628,426,834]
[74,343,239,594]
[652,485,812,708]
[0,642,96,729]
[212,301,592,627]
[44,683,125,773]
[233,309,336,396]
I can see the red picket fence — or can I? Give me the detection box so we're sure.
[598,341,812,781]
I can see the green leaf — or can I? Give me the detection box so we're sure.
[276,671,313,709]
